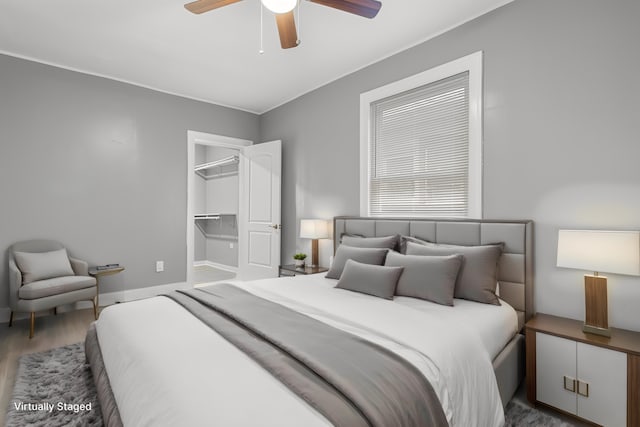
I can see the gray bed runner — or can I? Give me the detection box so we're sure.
[166,284,448,427]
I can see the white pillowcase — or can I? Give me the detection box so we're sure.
[14,248,75,284]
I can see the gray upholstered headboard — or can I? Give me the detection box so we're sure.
[333,217,534,329]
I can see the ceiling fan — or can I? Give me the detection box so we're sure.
[184,0,382,49]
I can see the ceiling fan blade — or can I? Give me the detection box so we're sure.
[309,0,381,18]
[275,11,299,49]
[184,0,242,14]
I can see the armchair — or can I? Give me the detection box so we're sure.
[8,239,97,338]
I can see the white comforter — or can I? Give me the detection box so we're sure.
[96,274,516,427]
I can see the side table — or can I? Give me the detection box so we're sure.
[279,264,328,277]
[89,266,125,315]
[525,313,640,426]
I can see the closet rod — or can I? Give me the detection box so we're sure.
[194,155,239,171]
[194,214,221,220]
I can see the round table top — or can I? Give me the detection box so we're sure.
[88,266,125,276]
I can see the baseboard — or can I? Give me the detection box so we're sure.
[193,260,238,273]
[0,307,12,323]
[99,281,190,305]
[0,281,190,324]
[194,279,243,289]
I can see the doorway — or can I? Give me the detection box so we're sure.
[187,131,251,286]
[186,131,282,285]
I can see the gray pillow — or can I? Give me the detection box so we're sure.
[385,251,463,306]
[335,259,404,300]
[399,235,431,254]
[405,241,503,305]
[341,234,399,250]
[325,245,389,279]
[339,232,365,242]
[14,248,75,284]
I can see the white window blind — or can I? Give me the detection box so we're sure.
[369,71,470,217]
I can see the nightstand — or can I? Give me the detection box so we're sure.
[279,264,328,277]
[525,313,640,427]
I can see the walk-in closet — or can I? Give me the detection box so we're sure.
[193,144,239,284]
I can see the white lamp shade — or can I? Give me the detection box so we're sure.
[300,219,329,239]
[261,0,297,14]
[557,230,640,276]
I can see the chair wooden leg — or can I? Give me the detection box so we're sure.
[93,298,98,320]
[29,312,35,339]
[8,311,13,327]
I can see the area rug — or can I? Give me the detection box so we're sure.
[505,399,574,426]
[5,342,102,427]
[7,342,575,427]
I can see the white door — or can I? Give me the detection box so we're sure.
[238,140,281,280]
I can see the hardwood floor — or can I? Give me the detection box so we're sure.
[0,308,95,422]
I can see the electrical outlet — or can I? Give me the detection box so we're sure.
[156,261,164,272]
[229,242,234,249]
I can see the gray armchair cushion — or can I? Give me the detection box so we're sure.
[325,246,389,279]
[406,241,503,305]
[14,248,75,284]
[335,259,404,300]
[385,251,463,306]
[18,275,97,300]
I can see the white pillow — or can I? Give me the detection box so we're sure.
[14,248,75,284]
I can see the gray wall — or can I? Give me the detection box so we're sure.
[3,0,640,331]
[194,145,239,267]
[260,0,640,331]
[0,54,259,309]
[194,145,208,261]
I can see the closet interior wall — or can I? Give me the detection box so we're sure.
[194,144,239,269]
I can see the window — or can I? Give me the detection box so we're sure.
[360,52,482,218]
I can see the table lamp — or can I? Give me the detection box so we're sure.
[300,219,329,267]
[557,230,640,337]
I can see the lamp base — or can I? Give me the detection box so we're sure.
[311,239,319,267]
[582,323,611,337]
[583,274,610,337]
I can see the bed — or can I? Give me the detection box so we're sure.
[86,217,533,427]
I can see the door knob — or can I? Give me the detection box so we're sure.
[270,224,281,230]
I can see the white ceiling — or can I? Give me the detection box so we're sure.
[0,0,511,114]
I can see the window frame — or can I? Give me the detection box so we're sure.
[359,51,483,218]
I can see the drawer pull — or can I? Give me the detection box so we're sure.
[563,376,576,393]
[577,380,589,397]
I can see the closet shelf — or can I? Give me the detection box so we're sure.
[201,233,238,241]
[195,155,239,180]
[195,221,238,241]
[194,213,236,220]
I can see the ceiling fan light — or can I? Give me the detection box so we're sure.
[261,0,297,14]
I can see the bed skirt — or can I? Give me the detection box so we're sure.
[493,333,525,407]
[85,322,123,427]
